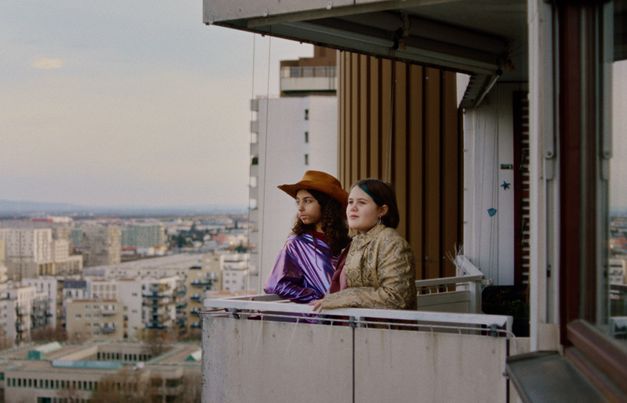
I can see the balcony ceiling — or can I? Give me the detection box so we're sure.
[203,0,527,107]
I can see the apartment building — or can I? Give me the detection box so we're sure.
[72,224,121,267]
[66,299,124,341]
[0,228,82,279]
[0,228,53,279]
[185,254,220,334]
[23,277,58,329]
[0,239,5,263]
[6,285,36,344]
[122,223,166,249]
[220,253,249,292]
[248,46,339,291]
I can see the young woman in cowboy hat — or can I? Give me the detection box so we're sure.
[264,170,350,303]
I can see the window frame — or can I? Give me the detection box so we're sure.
[557,1,627,399]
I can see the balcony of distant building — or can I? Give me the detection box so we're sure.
[100,323,116,334]
[191,277,213,289]
[279,46,337,96]
[279,65,337,95]
[100,305,117,316]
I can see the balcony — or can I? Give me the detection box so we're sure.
[191,279,212,288]
[202,295,516,403]
[191,294,203,302]
[280,66,337,93]
[142,291,170,299]
[191,321,201,329]
[101,306,117,316]
[101,324,116,334]
[16,306,31,316]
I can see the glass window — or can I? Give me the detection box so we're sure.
[607,0,627,345]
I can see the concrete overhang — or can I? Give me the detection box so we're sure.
[203,0,527,108]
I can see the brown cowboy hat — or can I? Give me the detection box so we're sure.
[278,170,348,207]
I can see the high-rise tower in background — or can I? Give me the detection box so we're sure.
[248,46,339,291]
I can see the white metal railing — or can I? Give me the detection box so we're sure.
[280,65,336,78]
[414,255,484,313]
[203,294,511,335]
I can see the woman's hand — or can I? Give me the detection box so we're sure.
[310,299,323,312]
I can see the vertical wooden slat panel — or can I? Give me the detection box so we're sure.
[339,52,346,185]
[359,55,369,177]
[424,67,441,279]
[338,53,460,281]
[350,53,359,185]
[340,52,351,184]
[408,64,424,279]
[369,57,380,179]
[380,59,393,183]
[393,62,408,238]
[441,70,459,277]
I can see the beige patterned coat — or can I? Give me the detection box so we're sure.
[319,224,417,310]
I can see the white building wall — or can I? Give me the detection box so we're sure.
[87,278,119,300]
[23,277,58,328]
[117,281,143,339]
[463,83,525,285]
[51,239,70,261]
[252,95,338,292]
[221,254,250,292]
[0,228,53,262]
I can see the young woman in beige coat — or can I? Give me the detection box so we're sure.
[311,179,417,311]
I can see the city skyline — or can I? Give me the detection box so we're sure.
[0,0,312,208]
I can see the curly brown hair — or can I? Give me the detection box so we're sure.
[291,189,350,256]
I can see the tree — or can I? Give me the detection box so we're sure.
[58,382,81,402]
[178,372,202,403]
[90,368,149,403]
[140,328,176,358]
[31,326,67,343]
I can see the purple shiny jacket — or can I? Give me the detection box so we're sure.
[264,232,336,303]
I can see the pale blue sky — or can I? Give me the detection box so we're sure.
[0,0,312,207]
[1,1,625,209]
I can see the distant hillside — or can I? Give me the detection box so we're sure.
[0,200,84,215]
[0,199,246,217]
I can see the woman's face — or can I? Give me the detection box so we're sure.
[295,189,322,229]
[346,186,387,234]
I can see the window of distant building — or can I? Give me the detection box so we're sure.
[304,109,309,120]
[304,131,309,143]
[304,154,309,166]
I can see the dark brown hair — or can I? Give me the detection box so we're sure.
[353,179,400,228]
[291,189,350,255]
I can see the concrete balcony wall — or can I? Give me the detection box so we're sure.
[355,328,506,402]
[202,298,512,403]
[204,317,353,403]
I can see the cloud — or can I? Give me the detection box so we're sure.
[32,57,64,70]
